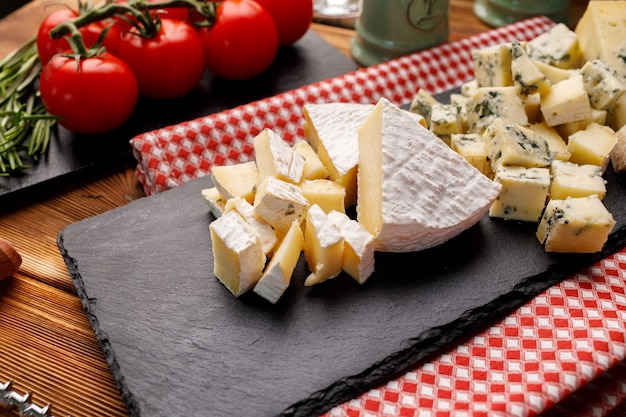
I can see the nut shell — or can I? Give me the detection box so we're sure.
[0,237,22,280]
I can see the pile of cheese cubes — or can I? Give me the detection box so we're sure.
[409,1,626,254]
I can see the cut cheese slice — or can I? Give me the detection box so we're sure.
[201,187,226,218]
[327,210,375,284]
[224,197,278,256]
[253,176,310,233]
[253,220,304,304]
[253,128,304,184]
[303,204,344,286]
[211,161,259,205]
[292,140,329,180]
[209,210,266,297]
[303,102,375,207]
[357,97,502,252]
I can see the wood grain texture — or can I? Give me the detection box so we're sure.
[1,1,625,417]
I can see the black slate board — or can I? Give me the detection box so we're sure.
[58,162,626,417]
[0,29,357,206]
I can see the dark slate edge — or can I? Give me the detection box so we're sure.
[57,235,140,417]
[281,227,626,417]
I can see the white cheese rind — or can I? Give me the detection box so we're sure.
[253,128,304,184]
[327,210,375,284]
[253,176,310,233]
[357,97,502,252]
[303,204,344,286]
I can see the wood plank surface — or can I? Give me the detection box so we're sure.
[1,1,624,416]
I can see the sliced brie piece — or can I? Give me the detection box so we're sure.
[253,176,310,233]
[303,204,344,286]
[209,210,266,297]
[253,128,304,184]
[357,97,502,252]
[201,187,226,218]
[253,220,304,304]
[303,102,375,207]
[211,161,259,205]
[327,210,375,284]
[298,179,346,214]
[224,197,278,256]
[292,140,329,180]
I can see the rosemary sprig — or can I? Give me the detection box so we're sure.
[0,38,58,176]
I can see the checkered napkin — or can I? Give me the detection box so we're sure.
[130,16,626,416]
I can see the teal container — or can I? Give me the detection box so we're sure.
[350,0,450,67]
[474,0,570,27]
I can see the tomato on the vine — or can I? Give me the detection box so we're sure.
[253,0,313,46]
[199,0,279,80]
[115,18,205,99]
[36,7,122,65]
[39,52,139,135]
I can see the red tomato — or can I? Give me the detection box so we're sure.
[254,0,313,46]
[36,7,123,65]
[115,18,205,99]
[39,52,139,135]
[199,0,279,80]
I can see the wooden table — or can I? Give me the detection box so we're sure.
[2,1,623,416]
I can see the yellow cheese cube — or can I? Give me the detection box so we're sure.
[292,140,329,180]
[210,210,266,297]
[536,195,615,253]
[298,179,346,214]
[549,160,606,200]
[450,133,493,178]
[533,60,576,84]
[211,161,259,205]
[540,74,592,126]
[489,165,551,222]
[523,93,542,124]
[567,122,617,172]
[554,107,607,140]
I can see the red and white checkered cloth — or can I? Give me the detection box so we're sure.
[130,16,626,416]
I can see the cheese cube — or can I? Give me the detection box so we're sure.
[450,93,469,132]
[461,79,479,97]
[526,23,582,69]
[540,74,592,126]
[580,59,626,110]
[489,166,550,222]
[303,204,344,286]
[201,187,226,218]
[466,86,528,133]
[224,197,278,256]
[511,40,550,96]
[575,1,626,80]
[533,60,576,84]
[536,195,615,253]
[429,103,462,146]
[253,128,304,184]
[357,98,501,252]
[450,133,494,178]
[472,43,514,88]
[292,140,329,180]
[567,122,617,172]
[409,88,440,126]
[211,161,259,205]
[554,107,607,140]
[209,210,266,297]
[549,160,606,200]
[607,92,626,132]
[527,122,570,161]
[610,125,626,173]
[253,220,304,304]
[303,102,375,207]
[484,119,552,172]
[327,211,375,284]
[523,93,542,124]
[253,176,310,233]
[298,179,346,214]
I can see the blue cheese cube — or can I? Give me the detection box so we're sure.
[527,122,570,162]
[466,86,528,133]
[549,160,606,200]
[511,40,550,96]
[536,195,615,253]
[409,89,440,126]
[580,59,626,110]
[472,43,514,88]
[484,118,552,172]
[450,133,493,178]
[489,165,551,222]
[429,103,462,146]
[526,23,583,69]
